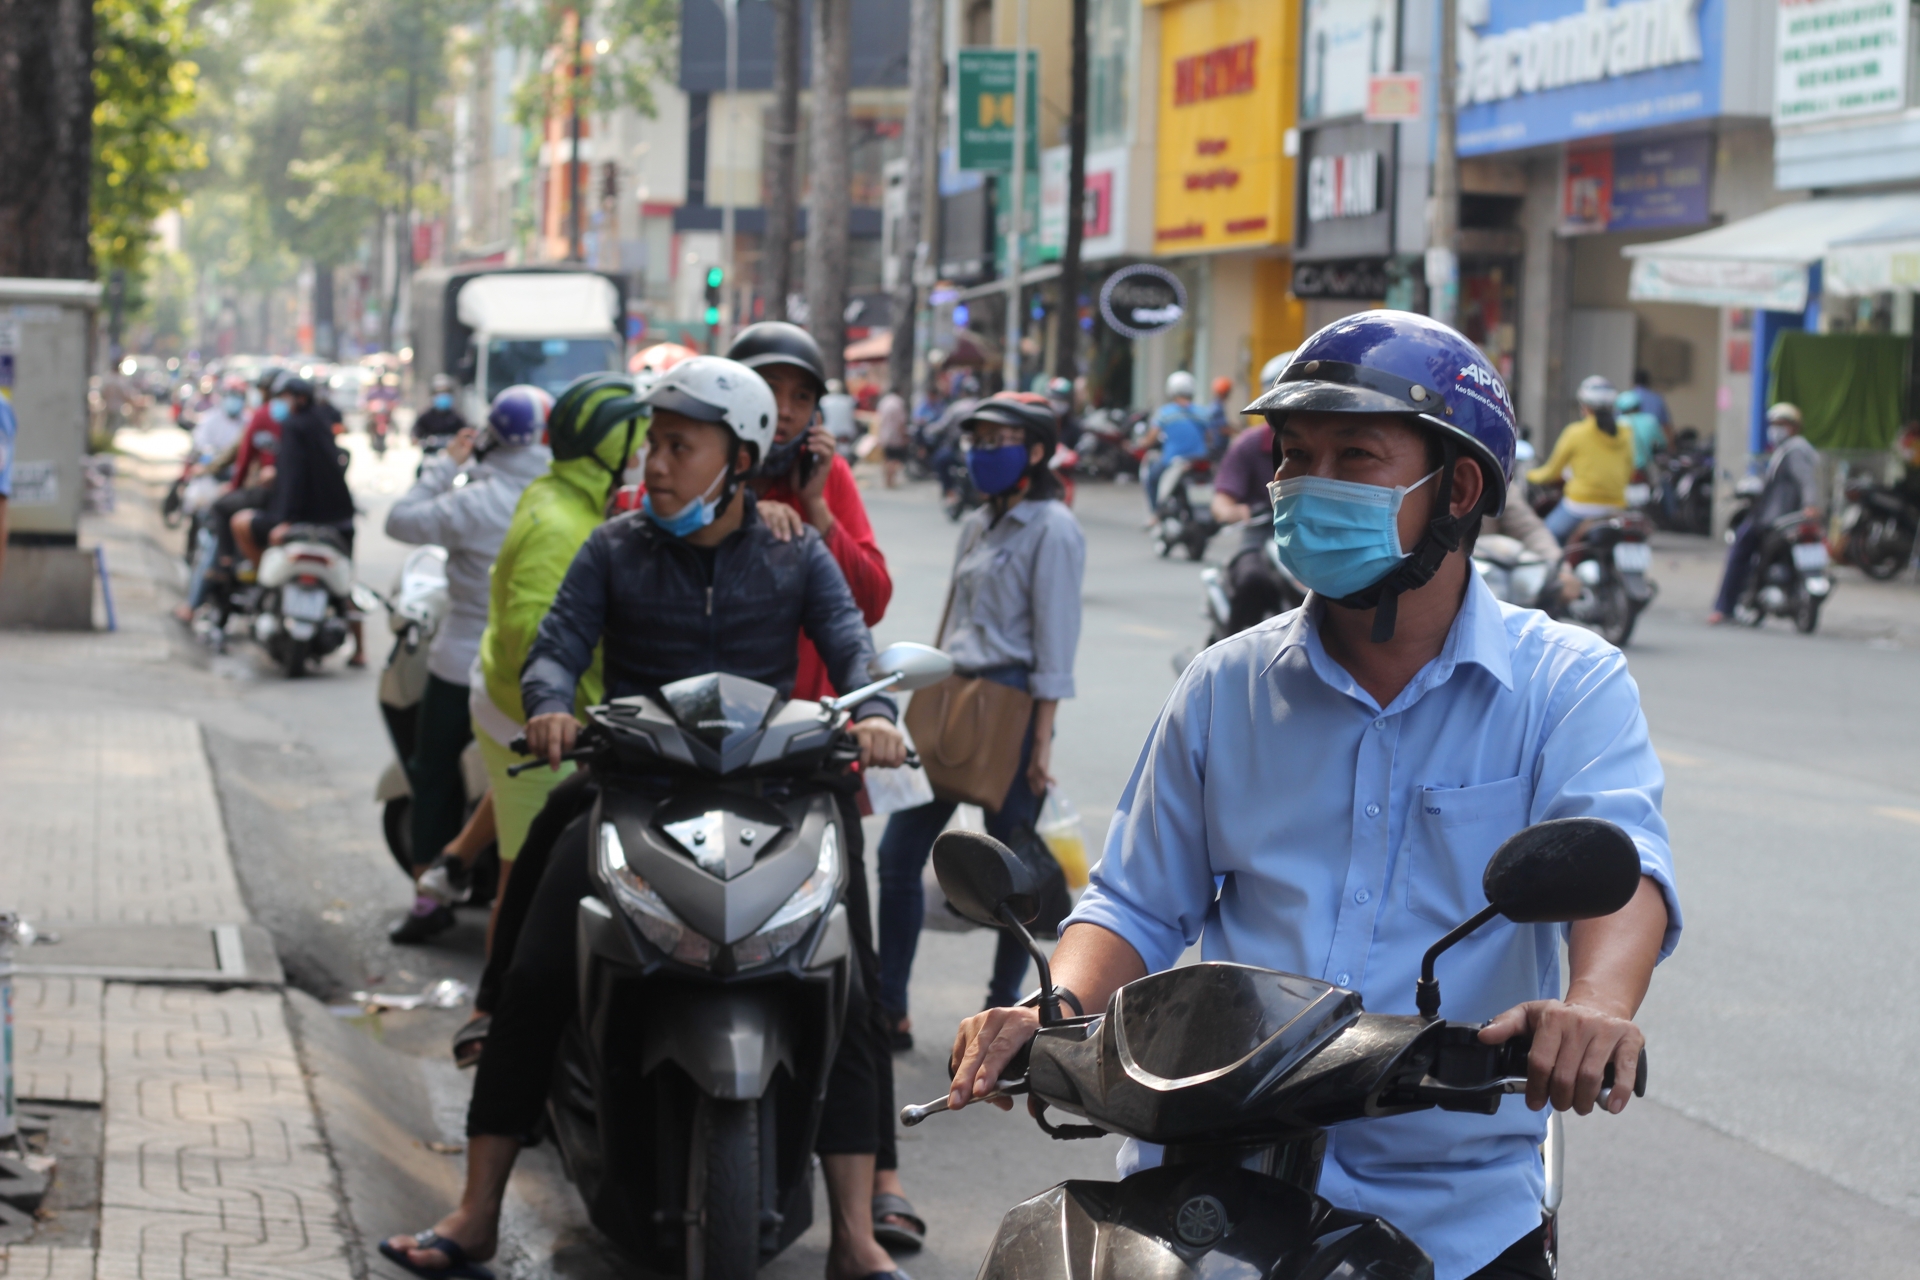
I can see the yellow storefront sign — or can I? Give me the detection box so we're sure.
[1150,0,1297,253]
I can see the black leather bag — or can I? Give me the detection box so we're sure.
[1005,824,1073,940]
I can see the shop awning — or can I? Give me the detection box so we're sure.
[1623,194,1920,312]
[1825,207,1920,295]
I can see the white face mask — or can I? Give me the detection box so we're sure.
[1766,424,1790,448]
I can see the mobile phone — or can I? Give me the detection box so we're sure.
[796,445,818,487]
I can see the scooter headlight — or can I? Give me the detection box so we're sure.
[600,822,717,968]
[731,823,840,969]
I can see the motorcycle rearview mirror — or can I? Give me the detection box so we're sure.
[870,642,954,693]
[826,643,955,712]
[1416,818,1642,1019]
[932,830,1064,1025]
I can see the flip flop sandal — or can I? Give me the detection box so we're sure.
[451,1015,490,1070]
[377,1230,495,1279]
[872,1193,926,1251]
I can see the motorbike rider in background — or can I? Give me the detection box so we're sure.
[947,313,1677,1280]
[230,373,364,665]
[382,356,911,1280]
[1140,370,1210,519]
[382,385,554,944]
[1615,388,1671,472]
[726,319,927,1252]
[414,373,467,444]
[173,378,253,620]
[1205,374,1236,458]
[1709,402,1821,625]
[1527,375,1635,542]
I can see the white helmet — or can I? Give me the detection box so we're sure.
[1576,375,1617,410]
[1766,402,1803,427]
[638,355,779,465]
[1165,370,1196,399]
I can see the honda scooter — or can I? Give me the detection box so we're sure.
[1732,509,1833,633]
[904,817,1647,1280]
[510,642,953,1280]
[248,525,357,676]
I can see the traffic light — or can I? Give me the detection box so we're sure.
[704,266,723,326]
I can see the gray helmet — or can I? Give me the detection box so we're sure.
[1576,376,1617,411]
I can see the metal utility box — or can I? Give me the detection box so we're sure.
[0,278,102,629]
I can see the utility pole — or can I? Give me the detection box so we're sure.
[1426,0,1459,328]
[568,9,584,262]
[1053,0,1088,384]
[720,0,738,343]
[889,0,940,397]
[765,0,800,320]
[1001,0,1028,392]
[804,0,853,381]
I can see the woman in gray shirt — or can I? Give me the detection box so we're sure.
[876,394,1086,1044]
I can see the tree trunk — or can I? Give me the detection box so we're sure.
[888,0,939,398]
[804,0,852,382]
[1054,0,1089,383]
[314,265,337,360]
[0,0,94,278]
[764,0,800,321]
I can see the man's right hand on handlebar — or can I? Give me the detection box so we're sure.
[525,711,581,770]
[948,1005,1041,1113]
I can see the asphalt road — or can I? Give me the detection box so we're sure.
[82,429,1920,1278]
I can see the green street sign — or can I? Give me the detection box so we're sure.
[956,48,1039,173]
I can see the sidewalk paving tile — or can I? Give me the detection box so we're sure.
[0,1248,96,1280]
[11,978,105,1105]
[0,712,247,927]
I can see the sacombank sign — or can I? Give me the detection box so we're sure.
[1455,0,1723,155]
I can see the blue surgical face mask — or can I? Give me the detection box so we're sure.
[641,461,730,537]
[268,398,291,423]
[967,443,1030,495]
[222,395,245,417]
[1268,469,1440,601]
[433,393,454,411]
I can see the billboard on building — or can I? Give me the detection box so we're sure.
[1149,0,1298,252]
[1775,0,1909,125]
[1302,0,1400,120]
[1454,0,1725,156]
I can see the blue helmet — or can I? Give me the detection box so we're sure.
[486,384,554,448]
[1615,388,1643,413]
[1244,310,1517,516]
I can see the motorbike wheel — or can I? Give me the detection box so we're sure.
[279,636,309,678]
[1594,580,1638,647]
[1852,524,1908,580]
[1792,586,1823,634]
[685,1096,759,1280]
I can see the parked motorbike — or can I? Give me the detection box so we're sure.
[905,817,1646,1280]
[1199,537,1308,646]
[1838,475,1918,580]
[1151,455,1219,560]
[246,525,358,676]
[507,642,952,1280]
[1557,512,1657,647]
[1651,430,1714,536]
[1072,409,1145,481]
[372,546,500,892]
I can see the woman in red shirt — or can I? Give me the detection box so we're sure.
[726,322,926,1262]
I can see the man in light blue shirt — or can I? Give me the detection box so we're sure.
[948,313,1678,1280]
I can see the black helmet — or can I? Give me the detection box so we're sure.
[727,321,827,397]
[271,371,314,401]
[963,392,1058,453]
[257,367,285,392]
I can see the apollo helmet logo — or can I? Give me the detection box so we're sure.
[1455,362,1517,421]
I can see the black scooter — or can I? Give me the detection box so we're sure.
[1838,475,1919,580]
[513,643,953,1280]
[906,818,1647,1280]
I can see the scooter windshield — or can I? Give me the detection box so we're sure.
[1115,965,1347,1086]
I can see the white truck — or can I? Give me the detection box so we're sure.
[410,266,628,424]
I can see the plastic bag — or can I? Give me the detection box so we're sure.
[864,723,936,815]
[1038,787,1090,888]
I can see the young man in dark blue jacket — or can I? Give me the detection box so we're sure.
[384,357,909,1280]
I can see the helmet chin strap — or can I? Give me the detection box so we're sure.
[1328,438,1467,643]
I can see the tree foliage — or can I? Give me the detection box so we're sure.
[93,0,207,277]
[507,0,676,129]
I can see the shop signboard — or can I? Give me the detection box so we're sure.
[1561,133,1711,233]
[1100,264,1189,339]
[955,48,1040,173]
[1039,145,1129,261]
[1365,73,1424,121]
[1151,0,1295,252]
[1775,0,1908,125]
[1454,0,1725,156]
[1291,258,1393,297]
[1302,0,1400,121]
[1297,120,1395,260]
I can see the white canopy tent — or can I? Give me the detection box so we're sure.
[1623,194,1920,312]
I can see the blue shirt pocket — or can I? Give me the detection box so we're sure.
[1406,775,1532,928]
